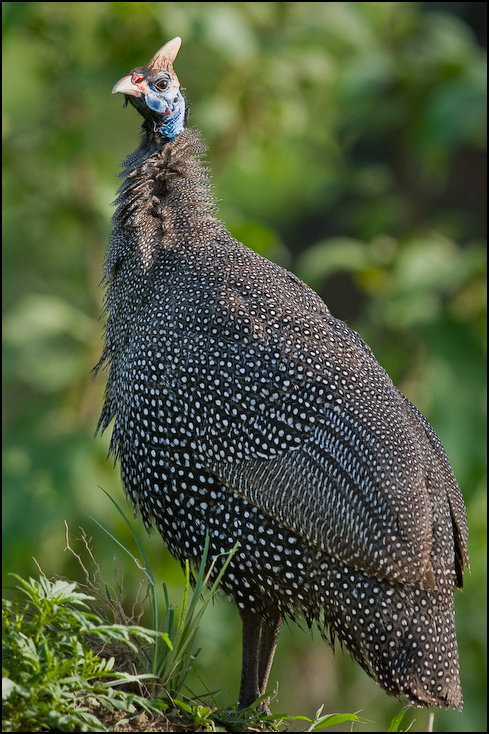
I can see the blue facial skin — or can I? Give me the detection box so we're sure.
[162,88,186,140]
[128,73,186,141]
[145,86,186,141]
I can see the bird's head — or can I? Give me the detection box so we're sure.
[112,37,186,141]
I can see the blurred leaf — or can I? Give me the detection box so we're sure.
[4,294,97,345]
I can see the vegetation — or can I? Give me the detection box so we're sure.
[2,573,163,732]
[2,529,360,732]
[3,2,486,731]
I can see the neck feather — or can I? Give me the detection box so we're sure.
[105,128,217,273]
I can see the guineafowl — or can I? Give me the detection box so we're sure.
[96,37,469,712]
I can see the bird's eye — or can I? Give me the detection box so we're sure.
[156,78,169,91]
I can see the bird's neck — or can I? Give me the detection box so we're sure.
[106,128,217,274]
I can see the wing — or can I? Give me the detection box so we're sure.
[195,313,437,587]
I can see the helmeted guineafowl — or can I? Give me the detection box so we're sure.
[96,37,469,712]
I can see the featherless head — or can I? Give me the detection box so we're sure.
[112,37,185,140]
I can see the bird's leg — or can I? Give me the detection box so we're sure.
[238,607,282,712]
[257,609,283,702]
[238,607,262,710]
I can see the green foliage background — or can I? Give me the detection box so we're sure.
[3,3,486,731]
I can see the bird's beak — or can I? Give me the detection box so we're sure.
[112,74,142,97]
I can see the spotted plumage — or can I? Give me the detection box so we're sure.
[97,38,469,711]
